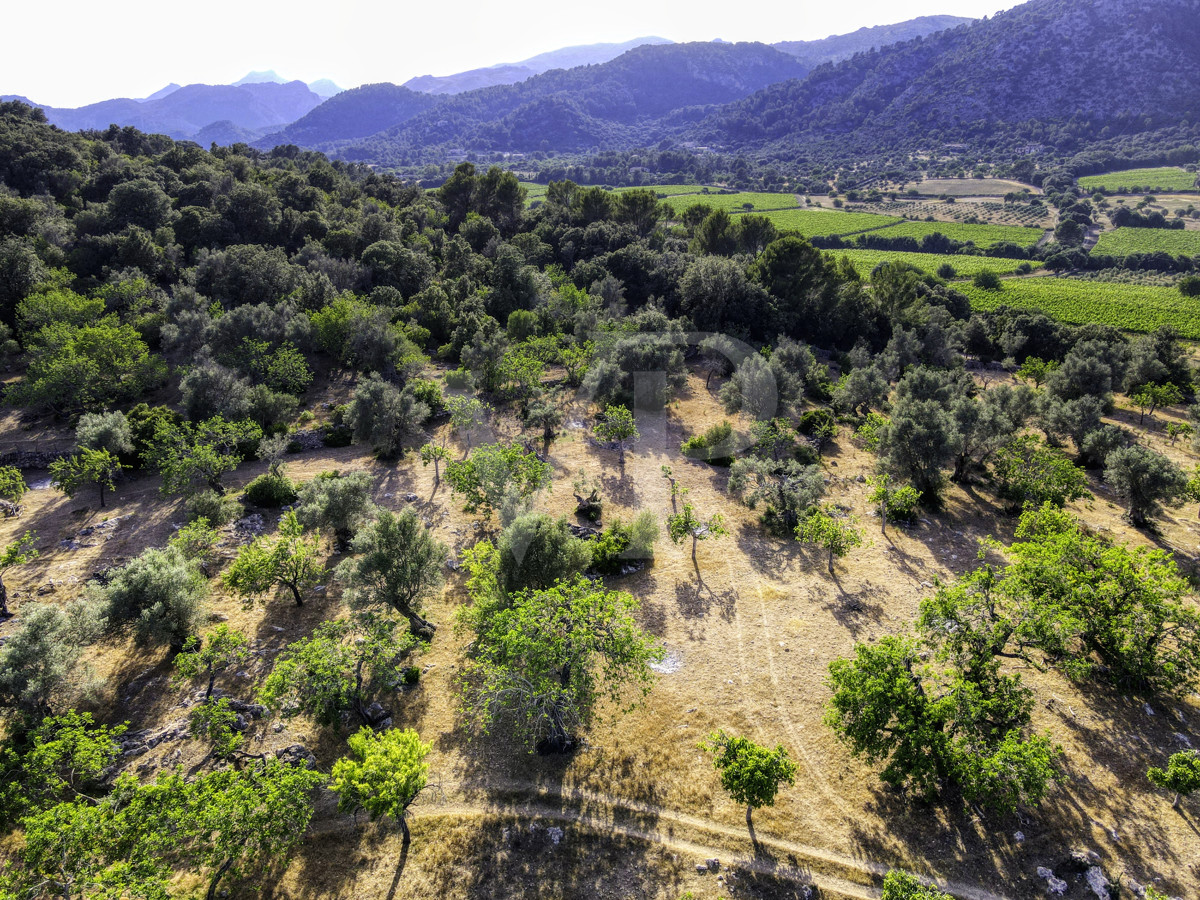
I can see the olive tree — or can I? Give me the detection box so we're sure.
[89,547,208,652]
[335,509,446,638]
[346,374,431,458]
[667,502,728,572]
[1104,444,1188,527]
[295,470,376,547]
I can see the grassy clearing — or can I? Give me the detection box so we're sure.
[863,219,1046,248]
[961,276,1200,337]
[1092,227,1200,258]
[912,177,1039,196]
[830,249,1042,279]
[1079,167,1198,193]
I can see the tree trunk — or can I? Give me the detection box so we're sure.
[880,502,888,535]
[828,548,835,574]
[400,815,411,845]
[691,537,698,567]
[1173,792,1180,809]
[206,672,216,700]
[288,582,304,606]
[98,482,106,509]
[0,574,8,618]
[402,606,436,639]
[206,858,234,900]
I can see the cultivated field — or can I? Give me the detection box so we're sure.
[851,198,1053,229]
[862,220,1047,248]
[758,208,901,237]
[960,276,1200,337]
[666,191,802,213]
[829,249,1042,279]
[1079,167,1199,194]
[910,177,1040,196]
[1093,227,1200,257]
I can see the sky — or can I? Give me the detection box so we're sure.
[3,0,1027,108]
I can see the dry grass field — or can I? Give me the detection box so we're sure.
[2,365,1198,900]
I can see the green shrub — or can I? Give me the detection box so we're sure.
[854,412,888,451]
[973,269,1002,290]
[242,474,298,508]
[408,378,444,413]
[402,666,421,686]
[444,368,474,390]
[883,485,923,523]
[1181,275,1200,298]
[186,490,242,526]
[591,512,659,574]
[798,409,836,436]
[681,421,735,464]
[322,424,353,448]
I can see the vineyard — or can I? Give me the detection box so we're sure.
[851,198,1053,228]
[960,277,1200,338]
[756,207,901,237]
[1078,167,1199,193]
[1092,227,1200,258]
[861,219,1046,248]
[830,249,1042,279]
[666,191,802,213]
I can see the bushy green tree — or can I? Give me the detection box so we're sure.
[992,435,1091,512]
[258,616,418,728]
[0,600,102,718]
[172,625,250,700]
[667,502,728,571]
[594,404,639,466]
[49,447,124,508]
[75,410,134,457]
[335,509,446,638]
[346,373,431,458]
[445,442,551,523]
[881,871,954,900]
[865,474,922,533]
[699,730,796,829]
[89,547,208,651]
[152,416,263,496]
[460,576,663,752]
[796,507,864,574]
[223,511,326,607]
[0,530,37,617]
[330,727,431,843]
[295,470,376,546]
[1147,750,1200,808]
[497,513,592,595]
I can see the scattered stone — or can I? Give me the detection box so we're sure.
[275,744,317,769]
[404,493,418,502]
[1061,849,1101,874]
[547,826,563,846]
[287,429,326,450]
[270,625,284,632]
[568,524,602,539]
[1085,866,1112,900]
[445,558,461,571]
[234,514,266,536]
[1014,831,1025,842]
[1175,732,1193,748]
[706,858,720,872]
[695,864,708,875]
[1036,867,1068,895]
[1144,703,1155,716]
[272,722,285,733]
[855,474,866,483]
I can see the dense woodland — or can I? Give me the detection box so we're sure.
[0,95,1199,900]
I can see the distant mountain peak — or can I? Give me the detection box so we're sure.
[233,70,286,86]
[307,79,344,99]
[141,83,181,103]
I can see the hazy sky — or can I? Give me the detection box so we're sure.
[4,0,1027,108]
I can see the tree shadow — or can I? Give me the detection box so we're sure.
[673,580,737,622]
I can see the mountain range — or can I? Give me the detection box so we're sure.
[6,0,1191,167]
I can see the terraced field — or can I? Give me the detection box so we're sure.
[861,220,1046,248]
[1092,227,1200,257]
[960,277,1200,338]
[1079,167,1198,193]
[830,249,1043,279]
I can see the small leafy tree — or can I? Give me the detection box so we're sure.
[0,530,37,617]
[1168,421,1194,445]
[445,395,487,450]
[728,458,825,535]
[699,730,796,829]
[49,448,125,508]
[881,871,954,900]
[189,697,245,761]
[167,518,221,573]
[1147,750,1200,808]
[172,625,251,700]
[419,442,449,487]
[0,465,28,507]
[223,510,326,607]
[1016,357,1058,388]
[667,502,728,570]
[594,404,638,466]
[330,727,431,843]
[336,509,446,638]
[1104,444,1188,527]
[181,759,325,900]
[445,442,551,523]
[1131,382,1183,426]
[992,434,1091,512]
[459,575,663,752]
[258,616,419,728]
[796,508,864,574]
[152,416,263,496]
[866,474,922,534]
